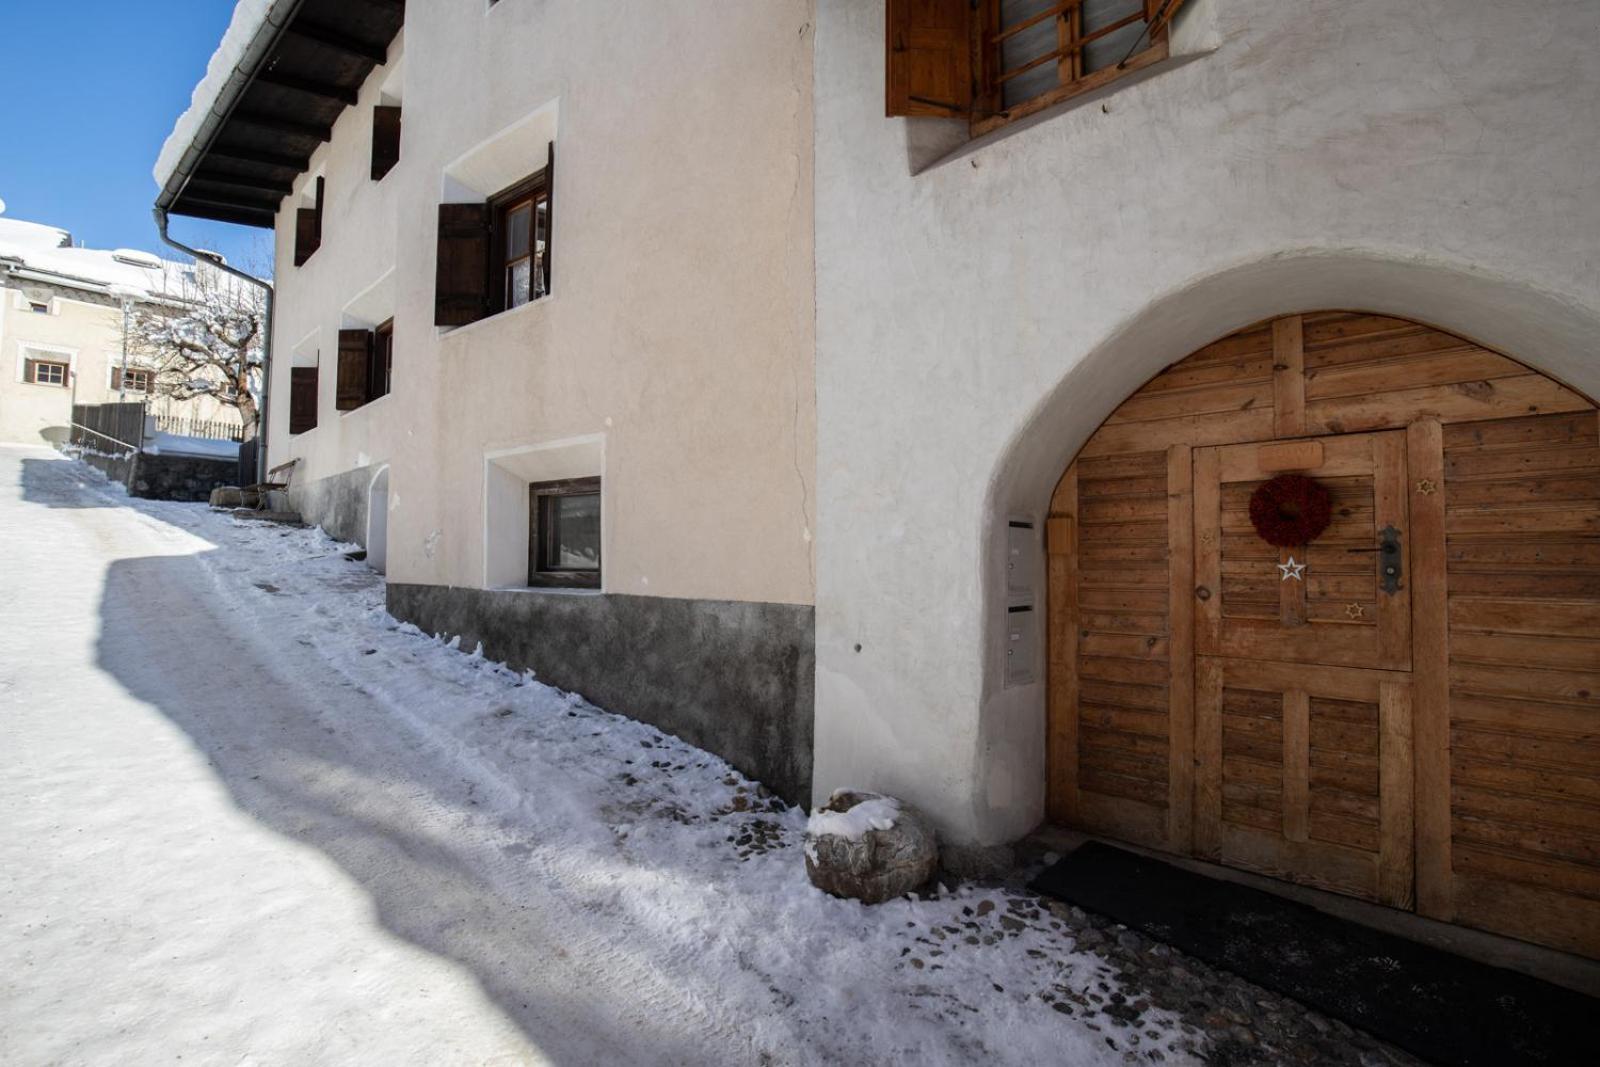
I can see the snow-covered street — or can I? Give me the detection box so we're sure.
[0,446,1194,1066]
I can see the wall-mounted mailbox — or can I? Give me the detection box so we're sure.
[1005,603,1037,687]
[1006,519,1036,597]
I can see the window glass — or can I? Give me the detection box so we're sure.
[508,259,532,309]
[507,203,531,259]
[549,493,600,570]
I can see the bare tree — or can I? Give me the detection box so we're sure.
[127,260,266,439]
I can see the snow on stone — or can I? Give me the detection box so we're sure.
[807,791,901,839]
[152,0,277,194]
[3,448,1201,1066]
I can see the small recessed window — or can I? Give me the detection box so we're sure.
[28,300,49,314]
[529,477,600,588]
[27,359,68,386]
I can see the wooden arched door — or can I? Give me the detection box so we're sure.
[1046,311,1600,957]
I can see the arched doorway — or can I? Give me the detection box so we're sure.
[1047,310,1600,957]
[367,465,389,576]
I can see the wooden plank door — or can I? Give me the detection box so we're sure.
[1195,658,1415,907]
[1192,429,1416,907]
[1194,431,1411,671]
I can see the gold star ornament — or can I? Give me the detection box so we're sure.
[1416,479,1437,495]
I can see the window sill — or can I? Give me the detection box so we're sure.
[437,293,553,345]
[490,584,604,597]
[913,49,1212,176]
[338,393,392,418]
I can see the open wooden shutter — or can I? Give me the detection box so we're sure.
[435,203,491,326]
[109,367,123,391]
[542,140,555,296]
[1146,0,1191,38]
[372,105,402,180]
[885,0,973,118]
[336,330,372,411]
[289,367,318,434]
[293,208,319,266]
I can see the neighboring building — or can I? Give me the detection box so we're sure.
[157,1,1600,961]
[0,216,245,446]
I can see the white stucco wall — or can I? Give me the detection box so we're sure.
[267,4,817,607]
[812,0,1600,844]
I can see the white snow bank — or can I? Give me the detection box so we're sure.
[153,0,277,194]
[807,792,901,840]
[144,431,240,459]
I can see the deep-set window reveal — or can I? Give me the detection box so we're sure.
[528,477,600,589]
[336,317,394,413]
[886,0,1189,136]
[434,142,555,327]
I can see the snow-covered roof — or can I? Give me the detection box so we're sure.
[0,216,191,302]
[153,0,277,197]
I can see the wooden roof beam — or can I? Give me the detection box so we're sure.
[205,145,312,171]
[283,21,389,64]
[191,168,295,196]
[229,110,333,142]
[254,69,360,107]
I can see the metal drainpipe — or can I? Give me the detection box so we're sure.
[154,207,275,486]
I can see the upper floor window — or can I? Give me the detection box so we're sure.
[886,0,1188,136]
[293,175,325,266]
[336,318,394,413]
[434,143,555,327]
[371,105,402,181]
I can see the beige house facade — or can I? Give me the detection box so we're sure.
[0,218,244,446]
[158,0,1600,958]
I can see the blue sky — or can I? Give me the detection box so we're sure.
[0,1,272,274]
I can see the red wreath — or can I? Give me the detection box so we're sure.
[1249,474,1332,547]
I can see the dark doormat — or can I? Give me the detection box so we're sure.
[1030,842,1593,1067]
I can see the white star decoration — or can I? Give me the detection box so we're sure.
[1277,556,1306,582]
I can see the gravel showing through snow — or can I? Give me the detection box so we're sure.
[0,447,1198,1066]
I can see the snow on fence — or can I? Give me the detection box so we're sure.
[153,413,245,443]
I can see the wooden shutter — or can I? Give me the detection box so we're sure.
[337,330,372,411]
[435,203,491,326]
[885,0,972,118]
[110,367,123,390]
[543,140,555,296]
[289,367,318,434]
[294,207,319,266]
[372,105,402,180]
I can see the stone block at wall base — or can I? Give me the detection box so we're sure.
[288,463,376,547]
[387,583,816,805]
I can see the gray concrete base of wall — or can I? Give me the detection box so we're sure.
[387,583,815,805]
[288,464,375,547]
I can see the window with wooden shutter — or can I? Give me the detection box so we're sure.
[434,203,491,326]
[372,106,402,181]
[25,358,69,387]
[336,329,372,412]
[886,0,973,118]
[294,176,325,266]
[887,0,1188,134]
[289,367,318,434]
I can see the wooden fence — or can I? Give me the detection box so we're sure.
[153,413,246,442]
[70,402,145,454]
